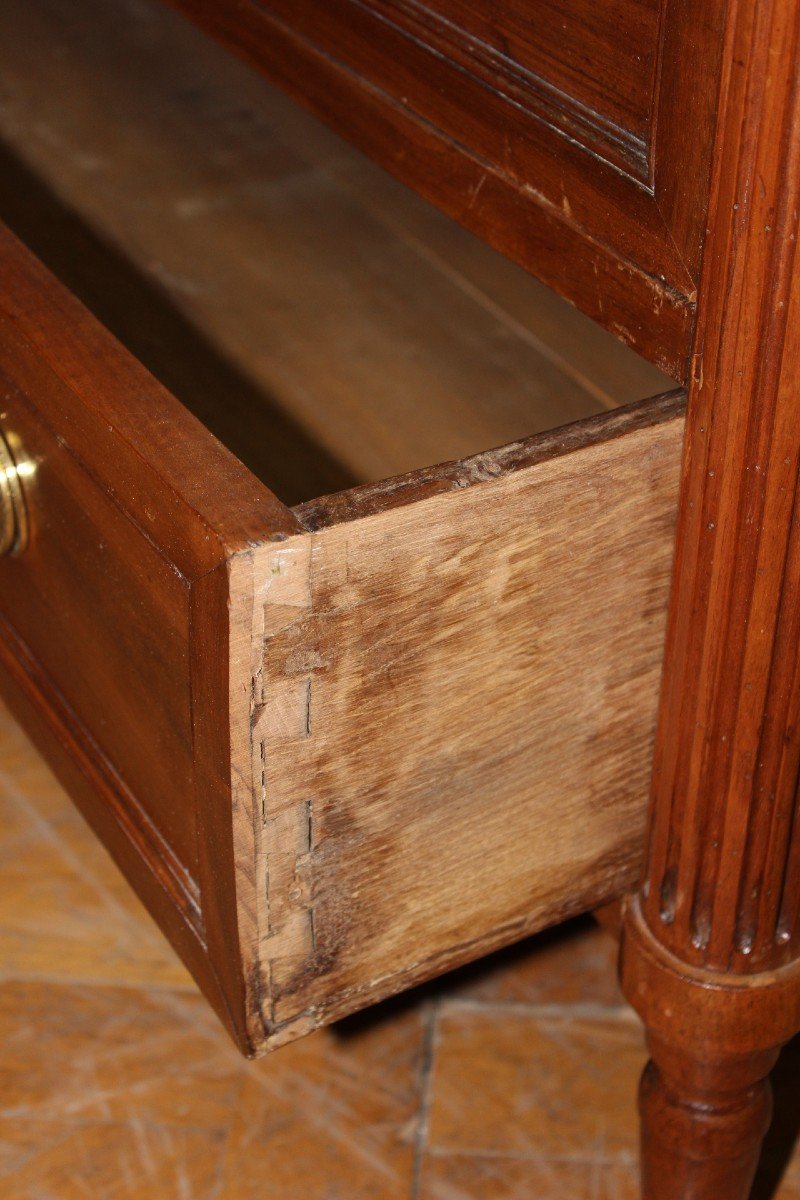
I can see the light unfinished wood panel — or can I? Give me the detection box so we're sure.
[229,396,685,1051]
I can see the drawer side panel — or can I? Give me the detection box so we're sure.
[235,396,685,1049]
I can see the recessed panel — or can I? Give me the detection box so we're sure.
[376,0,662,169]
[168,0,727,376]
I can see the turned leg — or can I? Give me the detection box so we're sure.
[637,1044,776,1199]
[617,1,800,1194]
[621,906,800,1200]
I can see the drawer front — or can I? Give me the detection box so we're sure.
[169,0,727,378]
[0,222,299,1048]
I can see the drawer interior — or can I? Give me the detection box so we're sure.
[0,0,669,507]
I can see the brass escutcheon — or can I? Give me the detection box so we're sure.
[0,431,29,555]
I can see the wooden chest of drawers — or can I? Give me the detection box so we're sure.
[0,0,686,1055]
[7,2,800,1196]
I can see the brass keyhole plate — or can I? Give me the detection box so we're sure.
[0,431,29,555]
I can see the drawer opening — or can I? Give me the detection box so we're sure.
[0,0,670,509]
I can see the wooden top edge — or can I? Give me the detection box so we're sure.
[293,388,687,531]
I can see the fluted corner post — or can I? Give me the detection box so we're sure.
[619,0,800,1196]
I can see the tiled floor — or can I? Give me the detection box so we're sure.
[1,700,799,1199]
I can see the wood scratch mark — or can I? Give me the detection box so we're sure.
[466,172,487,210]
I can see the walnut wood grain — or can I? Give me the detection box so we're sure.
[640,0,800,979]
[381,0,661,166]
[621,0,800,1193]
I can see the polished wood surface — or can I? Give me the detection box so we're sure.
[167,0,727,377]
[621,0,800,1194]
[403,0,661,152]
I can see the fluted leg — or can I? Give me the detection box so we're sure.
[615,0,800,1195]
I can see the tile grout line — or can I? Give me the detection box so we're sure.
[424,1144,638,1166]
[411,999,440,1200]
[437,996,636,1021]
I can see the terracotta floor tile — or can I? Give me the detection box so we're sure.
[0,708,75,824]
[0,776,35,848]
[0,981,241,1129]
[0,1119,228,1200]
[418,1154,639,1200]
[0,832,192,989]
[427,1005,645,1163]
[0,976,427,1200]
[0,979,239,1197]
[446,917,623,1008]
[0,707,193,990]
[214,1008,426,1200]
[421,1148,800,1200]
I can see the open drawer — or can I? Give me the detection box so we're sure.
[0,0,685,1055]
